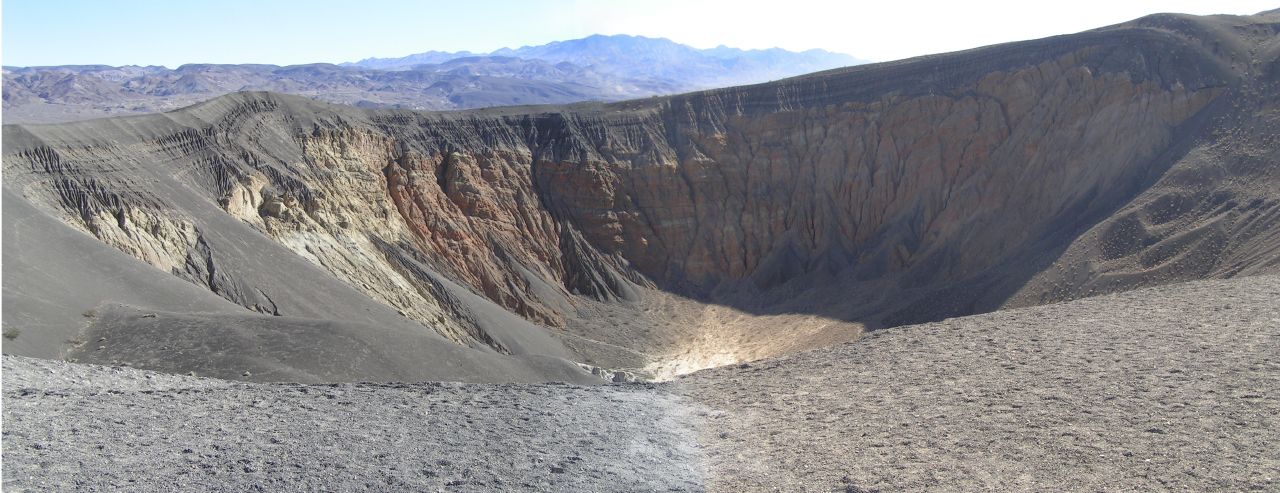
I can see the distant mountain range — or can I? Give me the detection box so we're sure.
[349,34,862,89]
[2,35,864,124]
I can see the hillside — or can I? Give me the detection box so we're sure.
[3,10,1279,383]
[677,274,1280,490]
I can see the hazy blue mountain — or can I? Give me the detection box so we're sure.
[3,35,864,123]
[2,60,616,123]
[345,50,479,69]
[356,34,865,88]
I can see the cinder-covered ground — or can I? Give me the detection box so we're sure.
[2,358,706,492]
[677,275,1280,491]
[4,276,1278,491]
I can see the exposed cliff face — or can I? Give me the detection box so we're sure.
[4,11,1278,378]
[543,54,1217,294]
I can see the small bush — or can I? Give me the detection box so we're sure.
[3,327,20,340]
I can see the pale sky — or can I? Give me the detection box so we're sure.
[2,0,1275,67]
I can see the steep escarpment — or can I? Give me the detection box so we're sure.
[4,11,1279,378]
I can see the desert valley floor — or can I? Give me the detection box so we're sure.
[6,276,1277,492]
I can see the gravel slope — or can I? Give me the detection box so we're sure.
[4,276,1277,491]
[677,275,1280,492]
[2,359,706,492]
